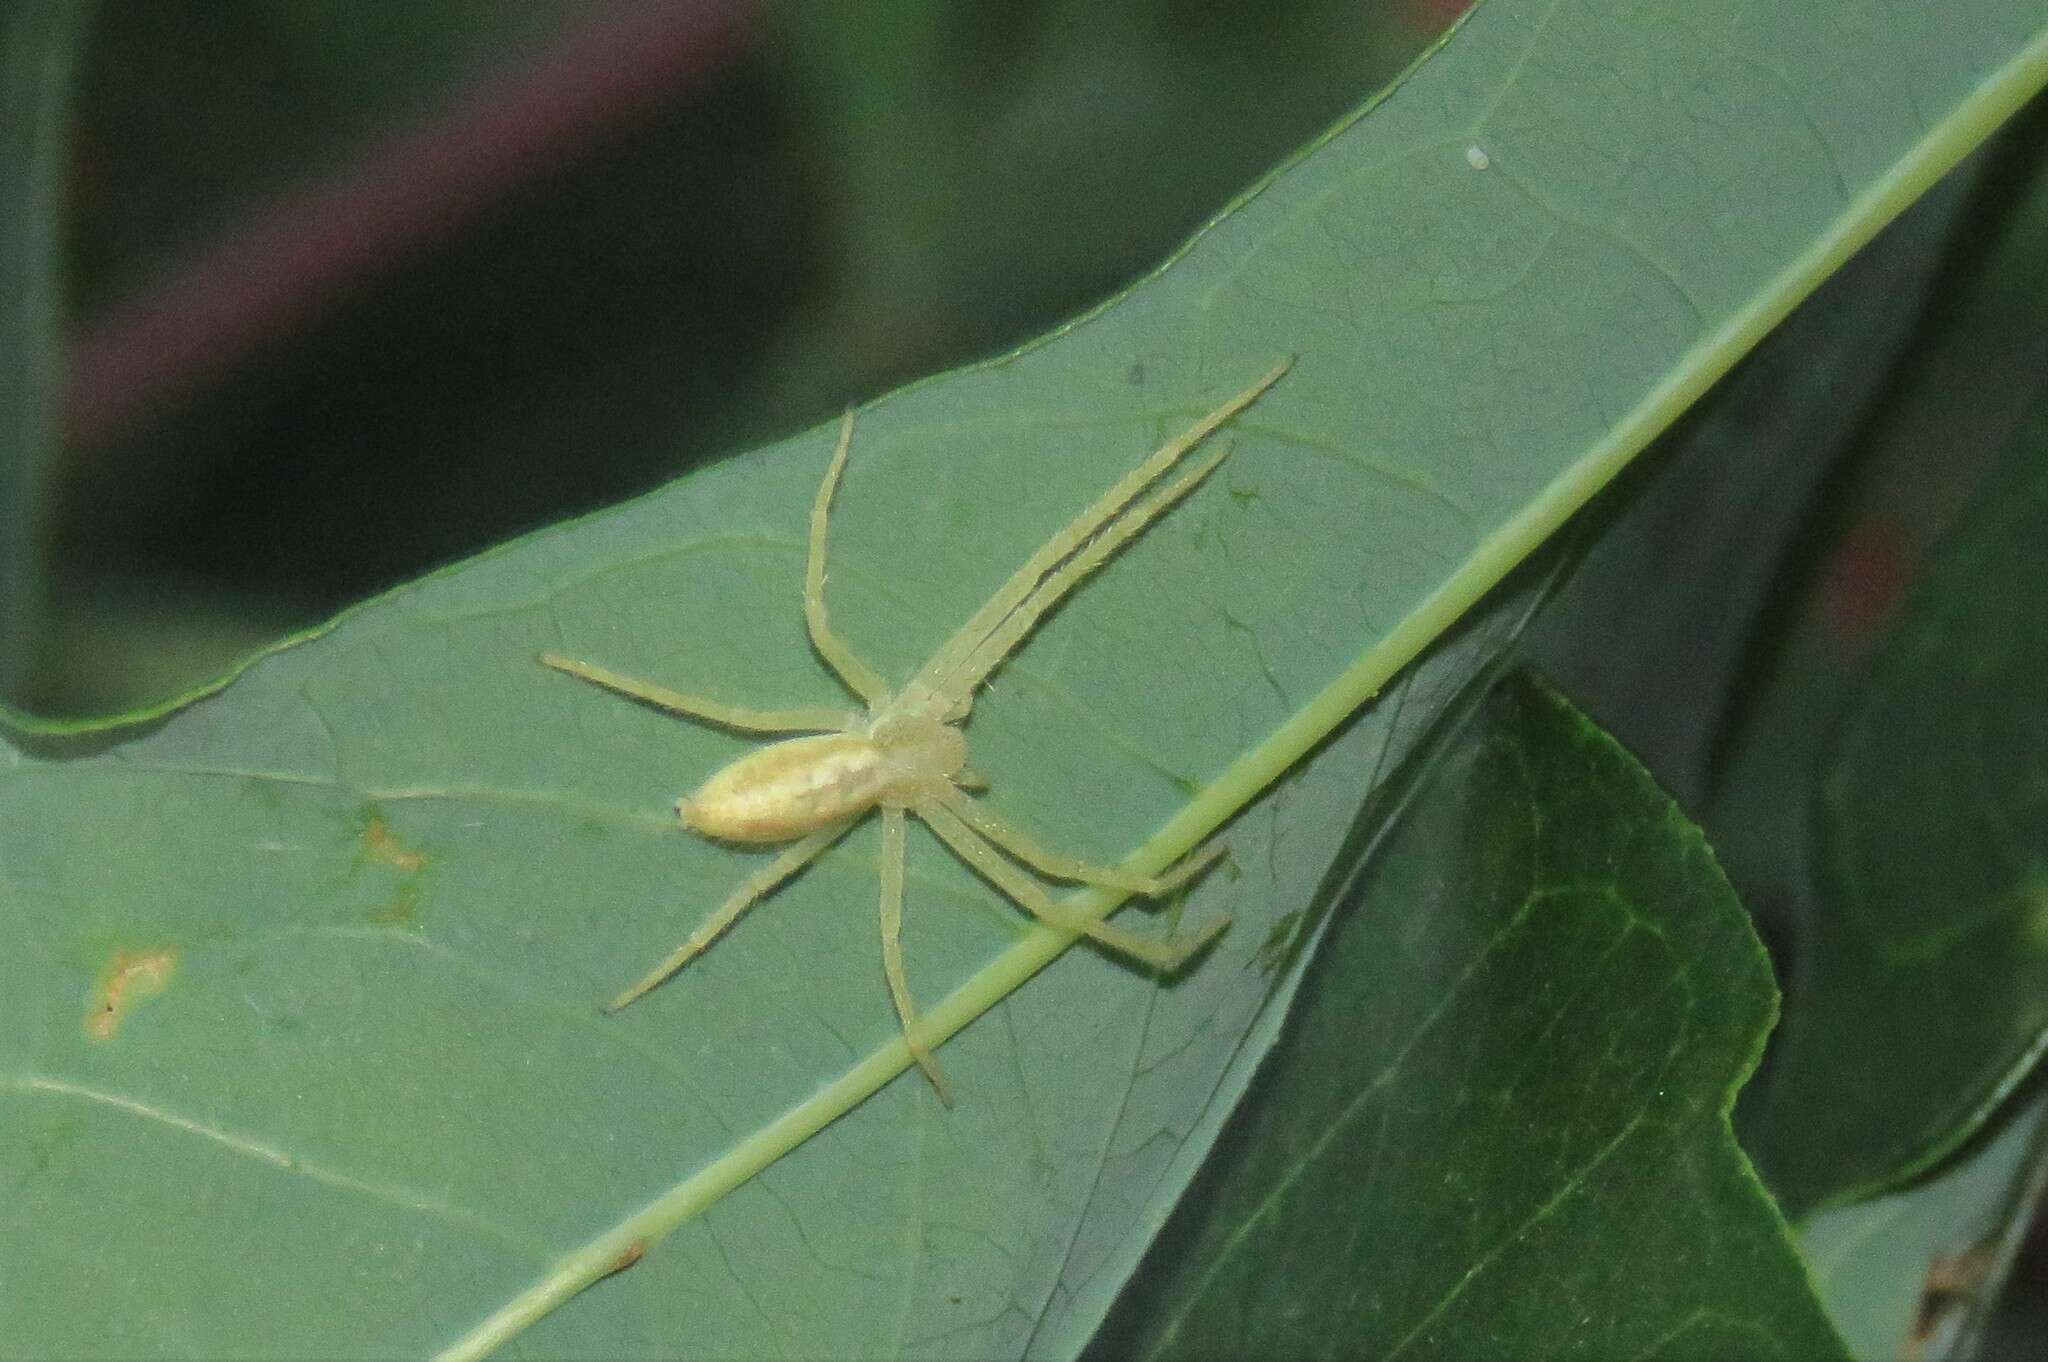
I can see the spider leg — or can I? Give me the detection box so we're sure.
[901,357,1290,718]
[941,432,1237,701]
[881,808,953,1104]
[804,408,894,708]
[607,821,853,1012]
[918,798,1229,971]
[932,786,1225,896]
[541,654,858,734]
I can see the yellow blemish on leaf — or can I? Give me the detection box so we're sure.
[363,813,426,873]
[370,883,421,927]
[86,948,178,1040]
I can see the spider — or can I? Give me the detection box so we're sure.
[541,357,1291,1102]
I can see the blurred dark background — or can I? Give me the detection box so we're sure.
[37,0,1455,715]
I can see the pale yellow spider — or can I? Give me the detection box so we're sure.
[541,357,1291,1101]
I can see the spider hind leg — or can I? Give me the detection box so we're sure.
[606,822,852,1012]
[881,808,953,1103]
[919,797,1229,971]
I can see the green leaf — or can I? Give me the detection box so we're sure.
[4,2,2046,1357]
[1092,674,1845,1362]
[0,0,91,693]
[1741,402,2048,1214]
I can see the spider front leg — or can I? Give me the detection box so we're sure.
[539,654,858,734]
[803,408,892,708]
[918,799,1229,971]
[901,357,1291,718]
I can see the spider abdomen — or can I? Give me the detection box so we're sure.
[679,732,885,842]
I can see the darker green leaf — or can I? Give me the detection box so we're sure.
[1098,674,1845,1362]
